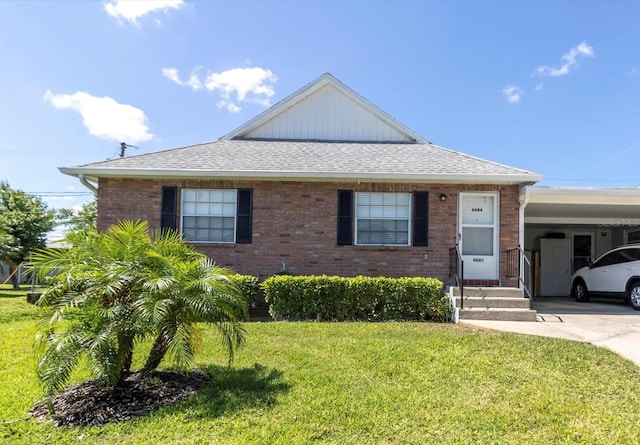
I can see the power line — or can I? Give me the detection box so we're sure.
[544,178,640,184]
[2,152,107,155]
[27,192,93,195]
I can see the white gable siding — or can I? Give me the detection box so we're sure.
[244,84,414,142]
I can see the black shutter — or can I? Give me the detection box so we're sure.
[337,190,353,245]
[161,186,177,233]
[236,188,253,244]
[412,192,428,246]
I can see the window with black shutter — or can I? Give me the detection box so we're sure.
[412,192,428,246]
[180,188,252,244]
[236,188,253,244]
[340,190,429,247]
[161,186,177,233]
[337,190,353,245]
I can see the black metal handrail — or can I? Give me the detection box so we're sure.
[506,245,533,308]
[449,245,464,309]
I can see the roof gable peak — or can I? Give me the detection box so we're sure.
[222,73,427,143]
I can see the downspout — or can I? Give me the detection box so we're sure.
[79,174,98,195]
[518,185,530,251]
[519,185,531,304]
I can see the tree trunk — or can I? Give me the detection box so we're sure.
[142,334,169,375]
[122,348,133,376]
[115,336,135,387]
[8,263,19,290]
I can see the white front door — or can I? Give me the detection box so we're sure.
[459,192,499,280]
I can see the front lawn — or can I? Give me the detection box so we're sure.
[1,288,639,444]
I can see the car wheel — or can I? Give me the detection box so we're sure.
[572,280,590,302]
[627,281,640,311]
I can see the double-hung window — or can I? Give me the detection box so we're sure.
[355,192,411,246]
[338,190,428,247]
[181,189,238,243]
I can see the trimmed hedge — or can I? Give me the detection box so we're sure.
[229,274,260,308]
[261,275,450,322]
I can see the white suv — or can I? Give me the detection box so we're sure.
[571,245,640,311]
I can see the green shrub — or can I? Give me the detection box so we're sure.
[261,275,449,322]
[229,274,260,308]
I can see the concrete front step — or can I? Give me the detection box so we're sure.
[458,308,538,322]
[451,286,524,298]
[450,286,536,321]
[455,296,530,309]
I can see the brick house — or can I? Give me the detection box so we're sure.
[60,73,542,286]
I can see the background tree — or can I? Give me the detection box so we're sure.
[56,200,97,232]
[30,220,247,395]
[0,230,19,276]
[0,182,55,288]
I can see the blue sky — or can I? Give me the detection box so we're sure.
[2,0,640,218]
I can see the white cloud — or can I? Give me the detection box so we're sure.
[535,83,544,91]
[162,67,181,84]
[500,85,523,104]
[43,90,153,144]
[186,73,203,90]
[162,67,203,90]
[163,66,277,113]
[104,0,185,26]
[534,41,594,77]
[205,67,277,105]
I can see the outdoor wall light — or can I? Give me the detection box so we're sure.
[439,193,447,202]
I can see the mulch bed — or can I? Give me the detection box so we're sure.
[30,370,212,427]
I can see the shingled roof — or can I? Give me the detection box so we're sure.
[60,139,541,184]
[60,73,542,185]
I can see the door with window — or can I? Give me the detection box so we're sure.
[459,192,499,280]
[572,233,594,273]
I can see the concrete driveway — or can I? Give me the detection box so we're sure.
[461,297,640,367]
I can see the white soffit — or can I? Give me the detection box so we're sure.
[524,186,640,224]
[526,186,640,205]
[223,73,427,143]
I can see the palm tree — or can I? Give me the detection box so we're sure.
[30,220,247,395]
[133,229,247,374]
[139,253,247,375]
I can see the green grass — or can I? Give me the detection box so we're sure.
[1,288,639,444]
[0,285,44,324]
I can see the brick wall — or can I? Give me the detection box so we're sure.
[97,178,521,284]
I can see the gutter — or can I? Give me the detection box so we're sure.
[78,174,98,195]
[60,167,543,185]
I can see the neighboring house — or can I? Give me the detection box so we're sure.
[60,73,542,287]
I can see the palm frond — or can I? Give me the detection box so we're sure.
[166,322,201,370]
[37,328,89,394]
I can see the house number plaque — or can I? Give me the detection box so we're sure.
[473,258,484,262]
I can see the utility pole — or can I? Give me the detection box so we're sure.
[119,142,138,158]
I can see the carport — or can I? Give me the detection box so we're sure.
[520,187,640,297]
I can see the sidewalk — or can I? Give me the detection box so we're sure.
[460,297,640,367]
